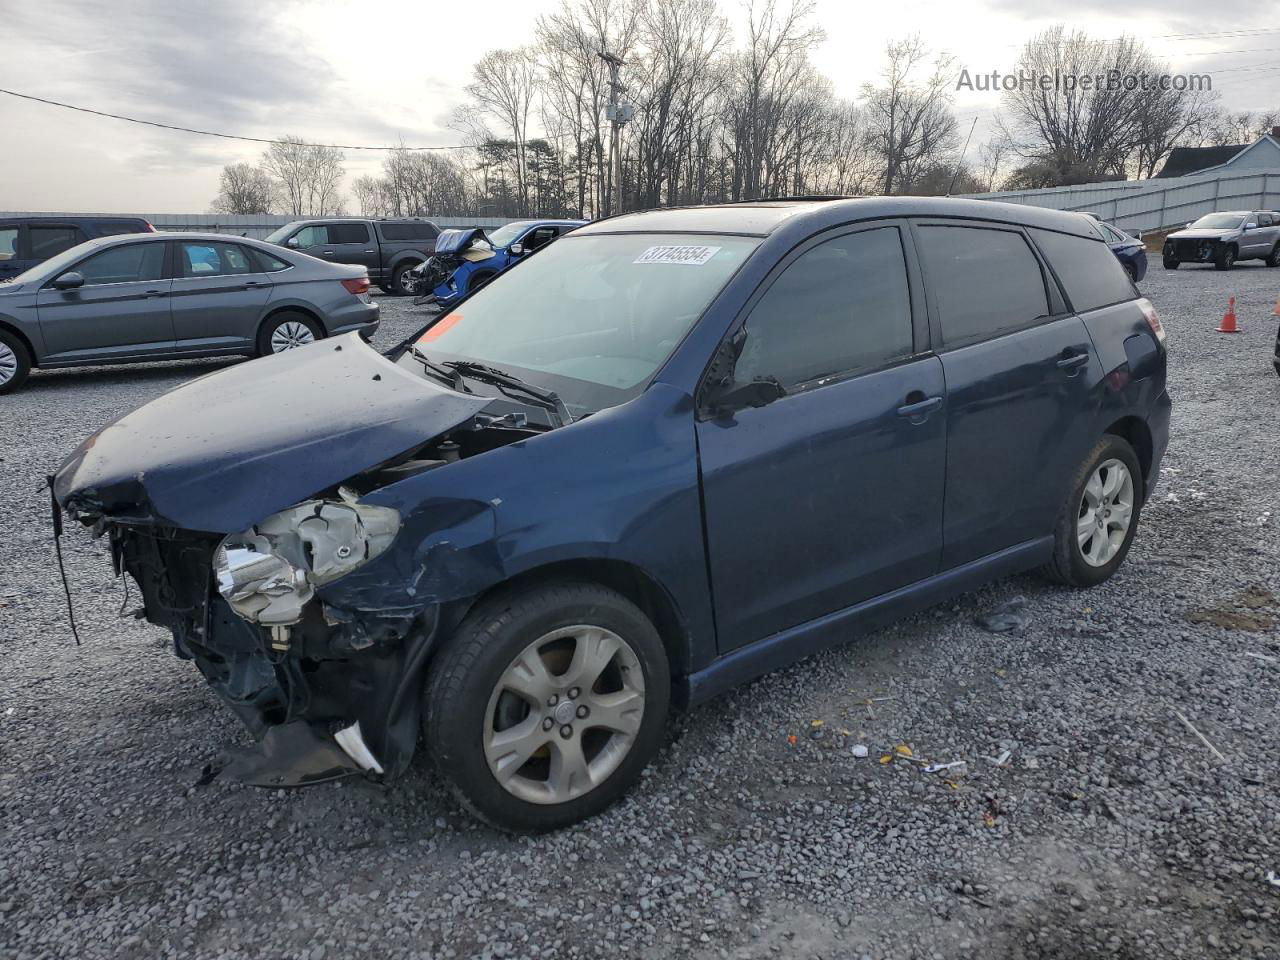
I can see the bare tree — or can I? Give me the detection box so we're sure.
[260,136,347,216]
[351,175,388,216]
[210,162,273,214]
[977,136,1013,193]
[862,36,958,195]
[467,48,541,215]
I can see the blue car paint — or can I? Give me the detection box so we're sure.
[430,219,586,307]
[53,196,1170,785]
[1100,222,1148,282]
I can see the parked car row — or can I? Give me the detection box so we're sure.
[1162,210,1280,270]
[263,217,440,295]
[54,196,1169,831]
[0,231,378,393]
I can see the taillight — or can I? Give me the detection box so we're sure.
[341,277,370,296]
[1136,298,1166,345]
[143,221,156,232]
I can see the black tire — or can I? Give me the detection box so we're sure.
[0,328,32,395]
[1214,245,1236,271]
[468,270,497,295]
[1162,255,1179,270]
[255,311,322,357]
[1266,243,1280,268]
[379,284,396,294]
[424,581,671,832]
[391,262,421,297]
[1041,435,1144,588]
[1123,261,1138,282]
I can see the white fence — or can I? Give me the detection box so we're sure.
[960,169,1280,235]
[0,212,519,239]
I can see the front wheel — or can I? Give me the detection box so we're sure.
[1162,255,1179,270]
[424,582,670,832]
[0,328,32,394]
[1041,435,1143,587]
[1214,246,1236,271]
[391,262,421,296]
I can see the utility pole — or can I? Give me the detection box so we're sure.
[599,51,629,216]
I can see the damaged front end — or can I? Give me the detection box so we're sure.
[54,334,537,788]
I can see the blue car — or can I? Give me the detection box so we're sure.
[1095,219,1148,282]
[54,198,1169,832]
[415,219,586,307]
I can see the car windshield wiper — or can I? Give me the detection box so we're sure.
[445,361,573,427]
[409,346,472,394]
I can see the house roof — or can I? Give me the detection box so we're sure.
[1155,144,1249,178]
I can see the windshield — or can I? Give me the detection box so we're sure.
[263,224,299,244]
[9,239,99,285]
[401,232,760,418]
[487,221,537,248]
[1191,213,1246,229]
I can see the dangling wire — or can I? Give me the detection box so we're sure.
[47,476,81,646]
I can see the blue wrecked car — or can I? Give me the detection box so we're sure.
[54,197,1168,832]
[412,219,586,307]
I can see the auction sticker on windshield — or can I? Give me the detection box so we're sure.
[634,245,722,265]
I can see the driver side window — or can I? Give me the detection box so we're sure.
[293,225,329,248]
[733,227,914,390]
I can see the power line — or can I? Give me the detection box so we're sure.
[0,87,471,151]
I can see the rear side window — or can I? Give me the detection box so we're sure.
[0,227,17,260]
[179,241,255,278]
[379,222,439,241]
[75,243,164,285]
[1029,228,1136,313]
[735,227,914,389]
[1259,213,1275,227]
[29,225,87,260]
[330,223,370,244]
[254,249,292,272]
[916,226,1049,346]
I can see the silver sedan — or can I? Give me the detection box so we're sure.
[0,231,379,393]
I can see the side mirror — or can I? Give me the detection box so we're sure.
[1245,222,1258,231]
[53,271,84,290]
[716,377,786,411]
[286,237,301,249]
[509,242,525,256]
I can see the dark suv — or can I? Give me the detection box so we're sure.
[264,218,440,295]
[0,216,153,280]
[55,197,1169,832]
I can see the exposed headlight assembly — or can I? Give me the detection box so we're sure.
[214,490,400,627]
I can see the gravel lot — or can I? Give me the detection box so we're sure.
[3,264,1280,960]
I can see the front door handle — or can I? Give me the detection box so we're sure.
[143,289,167,298]
[897,394,943,419]
[1056,352,1089,371]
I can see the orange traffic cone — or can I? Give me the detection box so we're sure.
[1217,296,1240,333]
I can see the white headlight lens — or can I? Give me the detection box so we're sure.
[214,499,400,626]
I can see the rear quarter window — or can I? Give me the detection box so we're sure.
[1029,228,1136,313]
[915,225,1049,347]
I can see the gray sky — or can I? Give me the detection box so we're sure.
[1,0,1277,212]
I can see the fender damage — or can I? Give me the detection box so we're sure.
[53,335,535,786]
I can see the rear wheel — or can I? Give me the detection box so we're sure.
[0,329,32,394]
[256,311,322,357]
[1266,243,1280,268]
[1041,435,1143,588]
[424,581,670,832]
[1214,245,1236,270]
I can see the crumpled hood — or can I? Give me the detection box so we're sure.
[1167,228,1236,240]
[54,334,490,533]
[432,228,487,256]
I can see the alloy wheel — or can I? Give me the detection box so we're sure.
[269,320,316,353]
[483,625,645,805]
[0,341,17,386]
[1076,458,1135,567]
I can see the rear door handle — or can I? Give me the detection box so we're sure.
[897,395,943,418]
[1056,352,1089,371]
